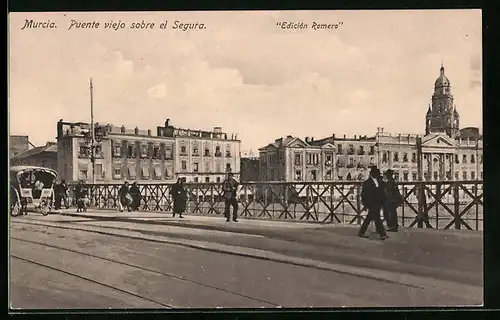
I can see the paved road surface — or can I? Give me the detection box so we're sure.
[9,209,483,309]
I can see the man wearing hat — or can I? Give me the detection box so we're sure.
[383,169,403,232]
[358,166,388,240]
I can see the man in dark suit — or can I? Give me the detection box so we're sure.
[382,169,402,232]
[358,166,388,240]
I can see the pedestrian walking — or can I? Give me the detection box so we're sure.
[170,177,187,218]
[129,182,142,211]
[358,166,388,240]
[382,169,403,232]
[53,179,69,210]
[75,180,89,213]
[118,181,132,212]
[222,172,239,222]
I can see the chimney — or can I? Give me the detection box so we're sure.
[311,137,314,142]
[134,127,139,135]
[147,129,152,136]
[121,125,126,133]
[343,134,346,139]
[305,137,310,143]
[398,134,401,142]
[332,134,336,139]
[165,119,170,127]
[354,135,357,139]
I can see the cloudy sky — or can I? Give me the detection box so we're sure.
[9,10,482,153]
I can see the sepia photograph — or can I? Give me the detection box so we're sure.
[9,9,483,309]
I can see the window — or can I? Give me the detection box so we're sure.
[127,145,135,158]
[403,153,408,162]
[95,145,103,158]
[128,167,136,179]
[370,157,375,165]
[348,144,354,154]
[394,172,400,181]
[180,145,187,155]
[165,167,172,178]
[216,177,221,183]
[113,168,121,179]
[412,173,417,181]
[113,144,122,158]
[79,146,89,157]
[193,163,199,172]
[79,170,88,180]
[403,172,409,181]
[369,146,375,155]
[226,145,231,158]
[446,171,451,180]
[337,144,343,154]
[325,169,332,180]
[462,155,467,163]
[154,167,162,179]
[455,172,459,180]
[164,145,173,159]
[153,145,161,159]
[226,163,231,172]
[204,146,210,156]
[471,171,476,180]
[348,157,354,167]
[411,153,416,162]
[480,155,483,164]
[215,146,222,157]
[461,171,468,180]
[311,170,317,181]
[279,151,284,162]
[140,145,148,158]
[294,153,302,165]
[471,155,475,163]
[295,169,302,181]
[181,161,187,171]
[216,163,222,173]
[205,177,210,183]
[433,171,438,180]
[393,152,399,162]
[307,153,319,165]
[325,154,333,166]
[382,152,388,163]
[193,177,199,183]
[193,144,199,155]
[455,155,459,164]
[424,172,429,181]
[358,146,364,155]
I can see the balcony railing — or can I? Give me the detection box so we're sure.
[66,180,483,230]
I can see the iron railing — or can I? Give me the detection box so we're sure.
[67,180,484,230]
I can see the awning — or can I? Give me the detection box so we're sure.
[128,166,136,178]
[142,167,150,178]
[154,167,162,177]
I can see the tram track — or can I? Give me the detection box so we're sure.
[11,254,175,309]
[10,236,282,308]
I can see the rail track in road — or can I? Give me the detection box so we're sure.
[10,231,282,308]
[11,254,175,309]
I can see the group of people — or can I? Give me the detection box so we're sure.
[167,172,240,222]
[358,166,403,240]
[118,181,142,212]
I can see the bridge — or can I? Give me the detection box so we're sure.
[10,205,482,308]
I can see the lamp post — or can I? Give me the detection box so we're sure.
[83,78,104,184]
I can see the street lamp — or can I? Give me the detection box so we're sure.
[83,125,104,184]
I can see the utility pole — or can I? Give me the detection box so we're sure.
[90,78,96,185]
[416,137,431,228]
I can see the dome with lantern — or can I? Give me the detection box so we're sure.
[434,63,451,88]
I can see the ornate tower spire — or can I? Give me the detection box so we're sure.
[425,64,459,137]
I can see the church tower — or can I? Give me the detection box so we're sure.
[425,63,460,137]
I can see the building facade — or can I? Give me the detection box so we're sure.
[56,119,241,184]
[10,141,58,171]
[259,65,483,182]
[240,157,260,182]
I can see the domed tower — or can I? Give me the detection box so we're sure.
[425,63,460,137]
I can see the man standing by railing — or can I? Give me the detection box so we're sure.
[358,166,388,240]
[223,172,239,222]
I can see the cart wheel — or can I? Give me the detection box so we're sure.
[10,189,22,217]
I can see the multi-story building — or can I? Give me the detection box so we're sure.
[56,118,241,184]
[240,157,260,182]
[10,141,58,171]
[259,64,483,182]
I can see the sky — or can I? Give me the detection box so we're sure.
[9,10,482,154]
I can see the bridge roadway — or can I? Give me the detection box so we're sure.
[9,209,483,309]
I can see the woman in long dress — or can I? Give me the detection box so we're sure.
[170,178,187,218]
